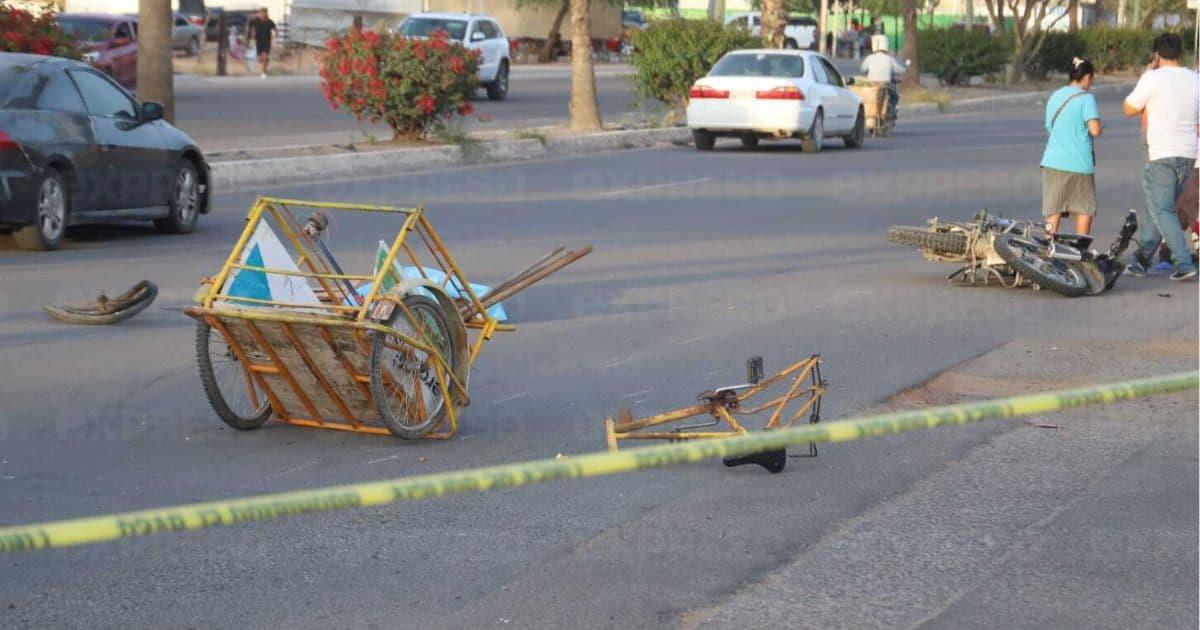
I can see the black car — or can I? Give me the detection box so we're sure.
[0,53,210,250]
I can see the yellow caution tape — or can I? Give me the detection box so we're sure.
[2,371,1195,552]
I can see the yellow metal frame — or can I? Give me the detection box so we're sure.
[604,355,827,451]
[187,197,509,439]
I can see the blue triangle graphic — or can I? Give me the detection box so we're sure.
[227,244,272,302]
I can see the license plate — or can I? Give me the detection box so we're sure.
[733,91,755,99]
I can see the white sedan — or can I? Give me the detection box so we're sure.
[686,49,865,153]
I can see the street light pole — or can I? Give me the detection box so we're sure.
[136,0,174,122]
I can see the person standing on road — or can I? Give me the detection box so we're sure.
[248,7,277,79]
[1123,33,1199,281]
[1040,57,1102,235]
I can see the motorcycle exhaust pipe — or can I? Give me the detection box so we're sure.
[1048,242,1083,262]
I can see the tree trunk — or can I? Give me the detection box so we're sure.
[901,0,920,89]
[540,0,569,64]
[569,0,602,132]
[760,0,787,49]
[137,0,174,122]
[1068,0,1078,31]
[1116,0,1127,25]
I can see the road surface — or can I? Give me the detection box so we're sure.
[1,93,1196,628]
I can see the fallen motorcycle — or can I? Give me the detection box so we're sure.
[887,210,1139,297]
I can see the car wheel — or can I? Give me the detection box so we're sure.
[693,130,715,151]
[740,135,759,149]
[187,36,201,56]
[784,38,798,49]
[14,168,69,251]
[843,108,865,149]
[801,110,824,154]
[486,61,509,101]
[154,160,200,234]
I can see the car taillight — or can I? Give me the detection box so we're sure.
[188,15,205,26]
[755,86,804,100]
[689,85,730,99]
[0,130,19,152]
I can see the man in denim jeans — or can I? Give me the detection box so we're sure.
[1123,33,1199,281]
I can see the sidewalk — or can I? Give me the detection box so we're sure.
[684,336,1198,629]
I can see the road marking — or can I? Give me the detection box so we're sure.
[367,454,402,465]
[492,391,531,404]
[597,177,711,198]
[621,389,654,399]
[598,355,638,369]
[673,334,713,346]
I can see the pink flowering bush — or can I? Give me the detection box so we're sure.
[319,29,480,140]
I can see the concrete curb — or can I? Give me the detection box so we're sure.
[209,82,1135,192]
[209,126,689,191]
[901,81,1135,118]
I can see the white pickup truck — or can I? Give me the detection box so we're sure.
[725,12,819,51]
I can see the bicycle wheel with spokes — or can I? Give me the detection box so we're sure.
[196,320,273,429]
[993,233,1088,297]
[369,295,455,439]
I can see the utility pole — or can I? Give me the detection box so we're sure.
[216,13,228,76]
[136,0,174,122]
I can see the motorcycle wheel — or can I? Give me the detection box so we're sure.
[886,226,969,257]
[992,233,1088,297]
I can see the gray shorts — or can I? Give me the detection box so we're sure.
[1042,167,1097,218]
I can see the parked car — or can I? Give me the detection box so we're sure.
[204,8,255,42]
[172,12,205,55]
[58,13,138,88]
[725,12,819,50]
[622,10,647,30]
[0,53,211,250]
[685,49,864,153]
[393,12,511,101]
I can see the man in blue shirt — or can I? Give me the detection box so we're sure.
[1041,57,1103,235]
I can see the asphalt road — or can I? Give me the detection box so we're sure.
[174,67,644,152]
[1,93,1197,628]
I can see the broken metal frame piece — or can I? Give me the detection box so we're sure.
[604,355,827,460]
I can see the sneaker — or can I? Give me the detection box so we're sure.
[1125,260,1149,277]
[1169,269,1198,281]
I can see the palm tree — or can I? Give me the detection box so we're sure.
[569,0,603,131]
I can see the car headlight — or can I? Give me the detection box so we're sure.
[83,51,100,64]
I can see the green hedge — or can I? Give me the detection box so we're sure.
[1030,27,1196,77]
[630,19,759,115]
[917,27,1008,85]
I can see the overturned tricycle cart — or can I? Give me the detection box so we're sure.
[186,197,590,439]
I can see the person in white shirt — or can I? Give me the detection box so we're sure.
[1122,33,1199,281]
[860,37,906,114]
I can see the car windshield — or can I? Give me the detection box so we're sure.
[710,53,805,78]
[0,65,32,103]
[397,18,467,40]
[59,18,113,43]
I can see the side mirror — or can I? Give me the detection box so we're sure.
[845,76,855,85]
[470,31,485,42]
[140,101,164,122]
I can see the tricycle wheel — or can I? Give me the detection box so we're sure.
[370,295,455,439]
[196,320,273,430]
